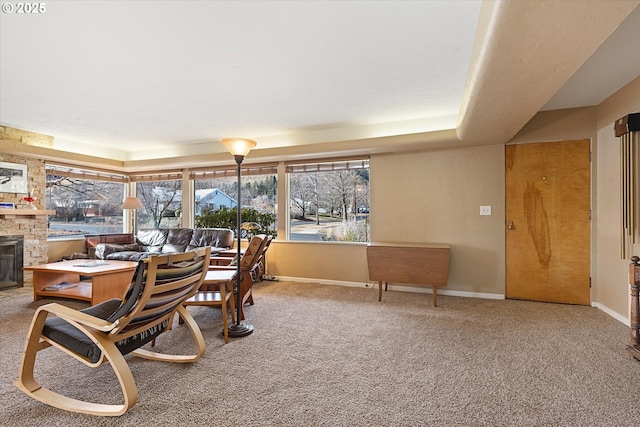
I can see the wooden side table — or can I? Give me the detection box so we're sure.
[24,260,138,305]
[183,269,236,343]
[367,242,450,307]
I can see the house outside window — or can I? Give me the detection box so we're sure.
[191,164,277,236]
[194,188,236,215]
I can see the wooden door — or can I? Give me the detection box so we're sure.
[505,140,591,305]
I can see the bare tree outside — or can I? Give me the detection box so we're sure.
[289,167,369,241]
[136,180,182,229]
[46,174,124,237]
[290,172,324,224]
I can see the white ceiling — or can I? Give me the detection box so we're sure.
[1,1,639,164]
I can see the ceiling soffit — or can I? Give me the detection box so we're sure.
[457,0,640,146]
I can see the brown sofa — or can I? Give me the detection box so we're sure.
[94,228,234,261]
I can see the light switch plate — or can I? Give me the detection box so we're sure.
[480,206,491,216]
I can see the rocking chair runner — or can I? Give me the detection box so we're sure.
[14,247,211,417]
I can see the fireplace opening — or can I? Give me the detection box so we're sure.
[0,235,24,289]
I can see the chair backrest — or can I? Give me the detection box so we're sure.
[257,235,272,263]
[239,234,267,271]
[108,247,210,351]
[253,234,273,276]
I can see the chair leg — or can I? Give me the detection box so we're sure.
[247,291,254,306]
[15,306,50,395]
[228,288,236,324]
[14,306,139,416]
[221,289,229,344]
[240,276,254,307]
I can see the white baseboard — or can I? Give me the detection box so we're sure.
[591,302,629,326]
[272,276,505,300]
[267,277,631,325]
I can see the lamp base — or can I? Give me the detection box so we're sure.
[228,322,254,338]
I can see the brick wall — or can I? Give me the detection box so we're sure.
[0,153,49,283]
[0,125,54,147]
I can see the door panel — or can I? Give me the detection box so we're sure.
[505,140,590,305]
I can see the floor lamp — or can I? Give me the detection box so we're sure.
[221,137,257,338]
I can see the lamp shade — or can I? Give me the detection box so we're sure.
[221,138,257,157]
[122,197,144,210]
[241,222,260,231]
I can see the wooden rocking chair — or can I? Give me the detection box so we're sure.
[14,247,211,416]
[209,234,268,320]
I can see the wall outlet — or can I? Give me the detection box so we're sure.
[480,206,492,216]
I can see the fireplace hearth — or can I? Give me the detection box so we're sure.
[0,235,24,289]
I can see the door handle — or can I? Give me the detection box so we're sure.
[508,221,515,230]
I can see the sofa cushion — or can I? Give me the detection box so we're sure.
[162,228,194,253]
[106,251,152,261]
[43,298,122,364]
[43,296,167,362]
[94,243,140,260]
[136,229,169,253]
[188,228,234,251]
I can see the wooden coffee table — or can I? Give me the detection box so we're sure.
[24,260,139,305]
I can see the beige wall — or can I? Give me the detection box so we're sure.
[370,145,505,295]
[268,241,368,284]
[594,75,640,319]
[269,144,506,296]
[47,238,86,262]
[510,107,597,144]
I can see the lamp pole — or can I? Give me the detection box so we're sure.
[221,138,257,338]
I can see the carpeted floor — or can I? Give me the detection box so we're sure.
[2,280,640,426]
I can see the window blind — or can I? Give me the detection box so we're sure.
[285,156,369,173]
[46,163,128,183]
[189,163,278,179]
[128,171,183,182]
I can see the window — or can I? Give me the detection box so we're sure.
[46,157,368,242]
[190,164,277,236]
[287,157,370,242]
[132,172,183,230]
[46,164,126,238]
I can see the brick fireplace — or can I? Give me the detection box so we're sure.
[0,153,50,286]
[0,235,24,289]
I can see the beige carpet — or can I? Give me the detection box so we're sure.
[2,280,640,426]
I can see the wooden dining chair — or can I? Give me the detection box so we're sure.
[14,247,211,416]
[251,234,273,285]
[183,268,236,343]
[209,234,268,320]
